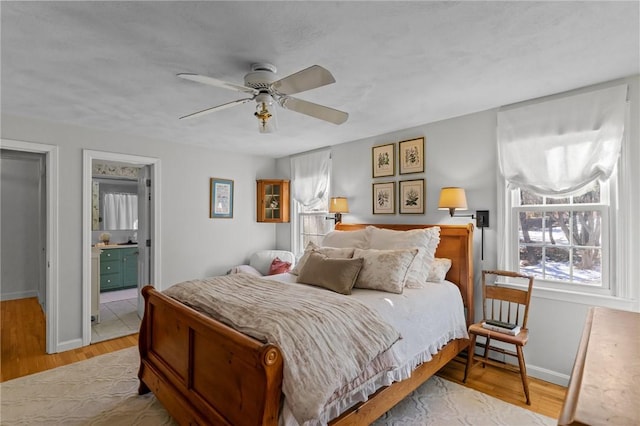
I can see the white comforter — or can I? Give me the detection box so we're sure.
[266,273,469,425]
[163,273,402,425]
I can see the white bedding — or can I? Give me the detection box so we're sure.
[265,272,469,426]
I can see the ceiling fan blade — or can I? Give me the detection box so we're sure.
[279,96,348,125]
[177,73,258,95]
[179,98,254,120]
[270,65,336,95]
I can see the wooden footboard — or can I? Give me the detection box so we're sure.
[138,285,283,425]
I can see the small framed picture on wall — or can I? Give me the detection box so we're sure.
[399,179,425,214]
[372,181,396,214]
[372,143,395,178]
[399,137,425,175]
[210,177,234,218]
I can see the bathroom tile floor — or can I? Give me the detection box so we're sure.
[91,288,140,343]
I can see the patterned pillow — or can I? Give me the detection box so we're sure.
[427,258,453,283]
[290,241,355,275]
[268,257,292,275]
[296,252,364,295]
[353,248,418,294]
[368,226,440,287]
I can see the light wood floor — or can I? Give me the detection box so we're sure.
[1,297,566,420]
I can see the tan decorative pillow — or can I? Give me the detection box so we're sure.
[368,226,440,287]
[353,248,418,294]
[321,228,370,249]
[296,252,364,295]
[290,241,355,275]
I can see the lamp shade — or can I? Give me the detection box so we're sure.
[438,187,468,210]
[329,197,349,213]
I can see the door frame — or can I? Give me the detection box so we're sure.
[82,150,161,346]
[1,138,59,354]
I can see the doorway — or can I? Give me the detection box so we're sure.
[0,139,58,354]
[82,150,161,346]
[90,165,148,343]
[1,150,46,309]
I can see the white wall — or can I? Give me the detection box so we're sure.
[1,114,278,351]
[277,75,640,385]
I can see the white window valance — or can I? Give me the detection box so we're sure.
[290,148,331,209]
[497,84,628,196]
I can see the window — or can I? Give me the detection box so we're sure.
[294,201,333,257]
[290,149,332,256]
[512,180,610,290]
[497,84,628,300]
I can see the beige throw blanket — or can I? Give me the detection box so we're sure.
[164,273,401,424]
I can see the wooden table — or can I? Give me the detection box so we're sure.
[558,307,640,425]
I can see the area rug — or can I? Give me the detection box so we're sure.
[1,347,555,425]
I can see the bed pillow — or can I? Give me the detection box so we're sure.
[296,252,364,295]
[368,226,440,287]
[290,241,355,275]
[353,248,418,294]
[268,257,292,275]
[321,228,370,249]
[427,258,453,283]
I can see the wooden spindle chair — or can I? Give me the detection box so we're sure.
[463,269,535,404]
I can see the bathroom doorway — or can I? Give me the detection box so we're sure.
[82,150,160,346]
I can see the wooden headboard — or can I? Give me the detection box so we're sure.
[335,223,474,326]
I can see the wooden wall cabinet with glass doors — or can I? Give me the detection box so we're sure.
[256,179,290,223]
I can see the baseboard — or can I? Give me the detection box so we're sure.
[55,338,83,354]
[527,364,570,387]
[0,290,38,301]
[472,343,569,387]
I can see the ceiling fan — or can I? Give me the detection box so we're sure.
[177,63,348,133]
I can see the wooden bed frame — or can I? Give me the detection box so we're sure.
[138,223,473,425]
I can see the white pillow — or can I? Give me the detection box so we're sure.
[427,258,453,283]
[353,248,418,294]
[249,250,296,276]
[368,226,440,287]
[290,241,355,275]
[321,228,370,249]
[227,264,263,276]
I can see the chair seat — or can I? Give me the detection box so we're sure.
[468,322,529,346]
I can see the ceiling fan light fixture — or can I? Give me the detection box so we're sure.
[254,93,277,133]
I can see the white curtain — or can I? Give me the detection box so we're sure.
[103,193,138,230]
[290,149,331,209]
[497,84,627,196]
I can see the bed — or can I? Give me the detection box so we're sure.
[137,223,474,425]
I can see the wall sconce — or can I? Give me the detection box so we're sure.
[328,197,349,224]
[438,187,474,218]
[438,187,490,259]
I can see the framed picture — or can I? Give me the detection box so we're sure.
[210,178,234,218]
[372,143,395,178]
[372,181,396,214]
[399,179,425,214]
[399,137,425,175]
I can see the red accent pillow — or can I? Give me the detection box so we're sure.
[268,257,292,275]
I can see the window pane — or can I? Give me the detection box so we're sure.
[544,246,571,281]
[518,211,544,243]
[572,210,602,247]
[572,247,601,284]
[546,212,570,246]
[573,181,600,203]
[520,189,543,205]
[547,196,569,204]
[519,245,542,277]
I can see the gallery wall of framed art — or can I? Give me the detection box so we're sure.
[371,137,425,215]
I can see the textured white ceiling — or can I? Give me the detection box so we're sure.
[2,1,638,158]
